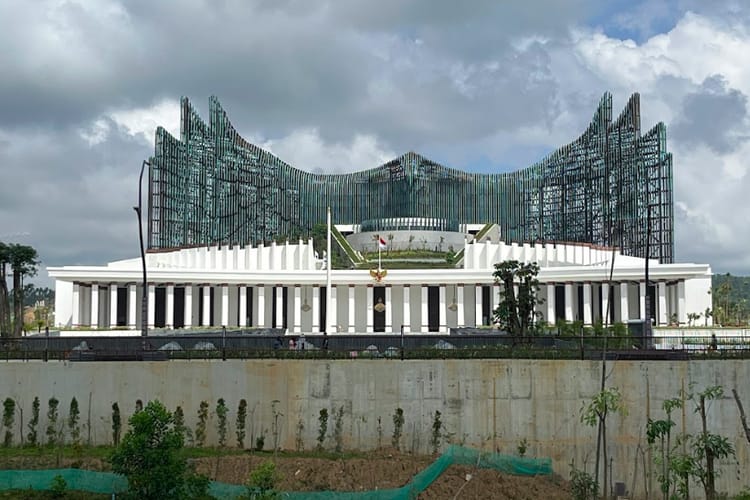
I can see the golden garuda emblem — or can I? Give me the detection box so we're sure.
[369,268,388,283]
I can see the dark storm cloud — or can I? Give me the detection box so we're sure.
[671,75,748,153]
[0,121,150,273]
[2,0,750,280]
[0,0,600,141]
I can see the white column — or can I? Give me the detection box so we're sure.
[273,286,282,329]
[202,286,211,327]
[184,285,193,328]
[366,286,374,333]
[128,284,136,329]
[564,283,574,322]
[493,284,501,315]
[147,284,155,328]
[348,286,356,333]
[165,285,174,328]
[677,280,687,325]
[292,286,301,333]
[421,286,428,333]
[640,282,647,321]
[109,284,118,328]
[658,282,668,325]
[329,286,337,333]
[221,285,230,327]
[90,284,99,328]
[546,283,556,325]
[256,286,265,327]
[239,286,247,327]
[457,285,465,328]
[475,285,482,327]
[439,285,447,333]
[583,283,592,325]
[601,283,610,325]
[72,283,80,327]
[619,282,629,323]
[312,286,320,332]
[402,285,410,333]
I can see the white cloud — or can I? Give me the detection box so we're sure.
[572,12,750,98]
[562,11,750,271]
[252,128,396,173]
[77,99,181,147]
[78,119,110,147]
[109,99,181,143]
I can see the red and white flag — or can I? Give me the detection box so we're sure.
[378,236,387,249]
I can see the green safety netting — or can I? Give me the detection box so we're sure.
[0,446,552,499]
[0,468,127,494]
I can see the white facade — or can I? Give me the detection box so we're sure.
[48,238,713,333]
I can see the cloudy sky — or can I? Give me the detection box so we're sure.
[1,0,749,287]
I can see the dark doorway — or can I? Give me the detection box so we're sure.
[282,287,289,330]
[319,287,327,333]
[427,286,440,332]
[555,285,565,321]
[198,289,204,326]
[481,286,491,326]
[373,286,385,332]
[246,287,253,326]
[209,287,215,326]
[174,287,185,328]
[648,285,656,322]
[116,286,127,326]
[154,287,166,328]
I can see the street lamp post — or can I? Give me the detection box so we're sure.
[643,204,653,348]
[133,160,150,339]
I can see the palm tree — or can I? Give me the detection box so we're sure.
[8,244,39,337]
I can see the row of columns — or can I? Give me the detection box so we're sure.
[544,281,686,325]
[70,280,688,332]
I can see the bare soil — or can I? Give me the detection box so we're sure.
[192,449,573,499]
[0,448,572,499]
[419,465,572,499]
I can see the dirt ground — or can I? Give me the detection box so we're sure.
[418,465,572,499]
[0,449,571,499]
[192,448,573,499]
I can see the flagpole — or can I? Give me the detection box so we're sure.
[378,234,382,272]
[326,206,332,333]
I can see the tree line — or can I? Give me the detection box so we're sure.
[0,242,40,337]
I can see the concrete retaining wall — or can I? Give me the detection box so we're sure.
[1,359,748,498]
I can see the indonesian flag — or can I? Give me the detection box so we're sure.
[378,236,387,249]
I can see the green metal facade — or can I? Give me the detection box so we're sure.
[148,93,673,262]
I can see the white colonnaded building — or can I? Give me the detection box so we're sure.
[48,230,712,334]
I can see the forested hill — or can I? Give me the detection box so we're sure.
[713,274,750,303]
[711,273,750,325]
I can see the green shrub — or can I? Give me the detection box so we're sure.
[46,397,59,446]
[215,398,228,447]
[569,463,598,500]
[244,460,280,499]
[195,401,209,447]
[68,397,80,446]
[49,474,67,498]
[27,396,40,446]
[109,400,210,500]
[111,403,121,446]
[236,399,247,449]
[3,398,16,447]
